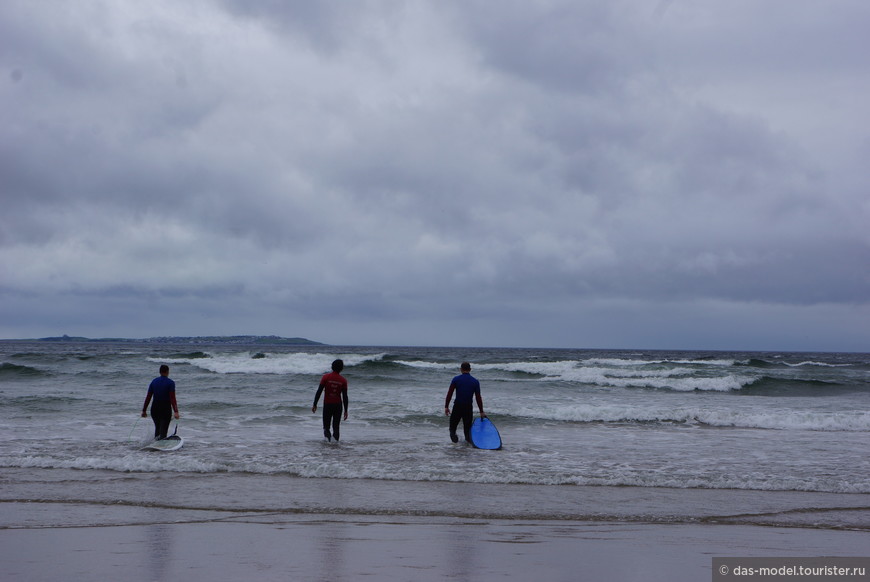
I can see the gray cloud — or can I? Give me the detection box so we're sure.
[1,0,868,349]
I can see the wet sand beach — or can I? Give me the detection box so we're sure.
[2,473,868,582]
[3,507,869,582]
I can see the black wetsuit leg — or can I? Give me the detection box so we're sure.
[151,403,172,439]
[331,404,342,441]
[322,403,343,441]
[449,403,473,442]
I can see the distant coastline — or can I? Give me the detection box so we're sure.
[5,334,325,346]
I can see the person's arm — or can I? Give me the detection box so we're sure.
[444,383,456,416]
[342,386,349,420]
[170,391,179,419]
[312,384,324,413]
[141,390,153,417]
[476,391,486,418]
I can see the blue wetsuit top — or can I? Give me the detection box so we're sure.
[449,373,480,406]
[147,376,176,406]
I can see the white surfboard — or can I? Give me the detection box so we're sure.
[142,434,184,451]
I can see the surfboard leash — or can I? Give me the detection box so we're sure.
[127,415,141,443]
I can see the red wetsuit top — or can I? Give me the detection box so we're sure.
[316,372,348,406]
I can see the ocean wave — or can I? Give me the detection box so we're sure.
[511,404,870,432]
[0,362,49,378]
[148,352,388,375]
[393,359,753,391]
[398,357,739,373]
[3,395,94,412]
[392,360,457,371]
[741,358,854,369]
[561,369,751,391]
[783,361,854,368]
[397,358,866,394]
[522,365,751,392]
[743,376,852,395]
[1,454,226,473]
[168,351,211,360]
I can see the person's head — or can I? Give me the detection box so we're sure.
[159,364,170,376]
[332,359,344,373]
[460,362,471,373]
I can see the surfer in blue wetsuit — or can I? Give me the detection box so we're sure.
[312,359,349,442]
[141,365,180,440]
[444,362,486,443]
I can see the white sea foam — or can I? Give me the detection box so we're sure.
[3,454,226,473]
[474,360,753,391]
[691,409,870,431]
[515,403,870,431]
[3,450,866,494]
[482,360,582,377]
[557,368,751,391]
[585,357,736,367]
[784,361,852,368]
[151,352,387,375]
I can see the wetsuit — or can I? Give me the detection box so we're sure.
[445,372,481,442]
[143,375,177,439]
[313,371,348,441]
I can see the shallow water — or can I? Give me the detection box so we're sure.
[2,342,868,496]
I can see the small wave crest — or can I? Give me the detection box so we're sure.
[8,455,863,494]
[743,376,852,396]
[2,454,226,473]
[170,351,211,359]
[741,358,854,369]
[5,395,92,412]
[784,361,854,368]
[513,404,870,432]
[0,362,49,378]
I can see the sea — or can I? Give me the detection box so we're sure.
[2,340,869,530]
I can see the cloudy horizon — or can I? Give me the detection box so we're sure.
[2,1,868,351]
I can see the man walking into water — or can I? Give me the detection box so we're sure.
[312,359,349,441]
[142,364,179,440]
[444,362,485,443]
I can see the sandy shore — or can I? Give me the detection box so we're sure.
[2,471,869,581]
[3,502,869,582]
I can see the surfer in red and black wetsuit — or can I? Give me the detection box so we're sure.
[444,362,486,443]
[312,359,349,442]
[142,364,179,439]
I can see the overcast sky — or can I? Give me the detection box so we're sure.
[2,1,868,351]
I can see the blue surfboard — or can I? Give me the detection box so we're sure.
[470,417,502,450]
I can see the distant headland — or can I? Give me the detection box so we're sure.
[25,335,325,345]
